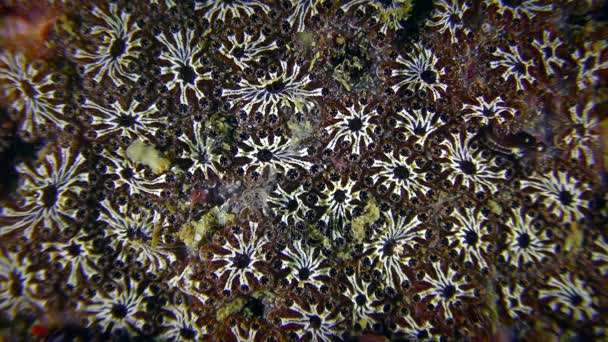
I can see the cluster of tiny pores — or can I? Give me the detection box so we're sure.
[0,0,607,340]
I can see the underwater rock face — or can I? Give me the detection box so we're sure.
[0,0,607,340]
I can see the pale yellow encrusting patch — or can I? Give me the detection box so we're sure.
[126,139,170,174]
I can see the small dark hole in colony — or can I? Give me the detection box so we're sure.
[558,190,573,206]
[233,253,251,269]
[286,199,298,211]
[110,38,126,58]
[333,190,347,203]
[10,278,23,296]
[126,226,145,241]
[570,294,583,306]
[111,304,128,318]
[378,0,395,8]
[460,160,477,175]
[41,185,58,207]
[256,149,274,162]
[448,13,459,25]
[298,267,311,280]
[178,63,196,84]
[116,114,137,127]
[66,243,82,257]
[20,81,38,98]
[120,167,134,180]
[420,69,437,84]
[232,47,245,59]
[180,328,196,339]
[517,233,531,248]
[393,165,410,180]
[382,239,396,256]
[515,63,527,74]
[464,230,478,246]
[0,118,44,199]
[442,284,456,299]
[413,125,426,135]
[348,118,363,131]
[517,132,535,145]
[309,315,322,329]
[355,293,367,306]
[502,0,523,8]
[265,80,285,94]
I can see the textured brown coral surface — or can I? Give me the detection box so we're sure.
[0,0,607,341]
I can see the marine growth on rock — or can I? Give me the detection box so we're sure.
[0,0,607,340]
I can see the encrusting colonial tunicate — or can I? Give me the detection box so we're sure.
[0,0,606,340]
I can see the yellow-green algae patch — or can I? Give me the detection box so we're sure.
[352,198,380,243]
[177,205,235,248]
